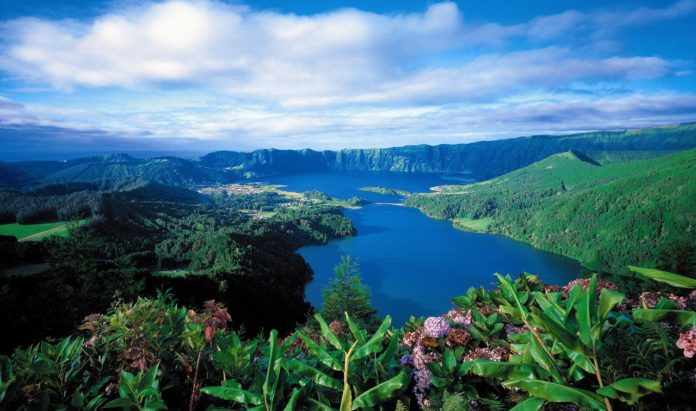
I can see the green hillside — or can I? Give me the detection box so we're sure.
[407,148,696,273]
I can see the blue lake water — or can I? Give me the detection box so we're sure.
[261,171,580,324]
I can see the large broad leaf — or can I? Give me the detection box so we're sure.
[598,289,624,322]
[503,379,605,410]
[530,307,587,355]
[315,314,346,351]
[296,331,343,371]
[263,329,280,407]
[344,313,367,344]
[574,275,597,349]
[351,370,410,409]
[510,396,545,411]
[632,308,696,326]
[352,316,391,360]
[596,378,662,406]
[200,386,263,405]
[628,266,696,288]
[496,274,529,321]
[470,361,547,381]
[282,359,343,391]
[283,387,303,411]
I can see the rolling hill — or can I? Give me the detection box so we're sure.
[406,148,696,273]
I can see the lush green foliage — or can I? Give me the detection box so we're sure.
[321,256,378,328]
[408,149,696,274]
[3,267,695,410]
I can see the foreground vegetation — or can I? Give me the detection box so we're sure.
[1,263,695,410]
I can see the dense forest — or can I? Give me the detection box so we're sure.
[0,182,356,353]
[407,149,696,275]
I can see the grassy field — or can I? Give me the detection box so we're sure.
[0,220,87,241]
[452,217,493,232]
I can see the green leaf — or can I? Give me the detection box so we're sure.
[352,316,391,361]
[574,275,597,349]
[496,274,528,321]
[282,359,343,391]
[307,398,334,410]
[344,312,366,344]
[263,329,279,406]
[510,396,545,411]
[530,308,586,355]
[628,266,696,288]
[103,398,136,409]
[315,314,346,351]
[377,332,399,369]
[470,361,547,381]
[632,308,696,326]
[200,386,264,404]
[297,331,343,371]
[283,387,303,411]
[598,289,624,322]
[503,379,605,410]
[596,378,662,405]
[351,370,410,409]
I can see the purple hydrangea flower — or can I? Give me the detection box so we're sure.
[423,316,451,338]
[400,354,413,365]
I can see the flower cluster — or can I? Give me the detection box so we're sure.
[504,323,528,335]
[445,309,472,326]
[462,346,510,362]
[447,328,472,347]
[677,327,696,358]
[637,292,688,309]
[423,316,451,338]
[562,278,618,294]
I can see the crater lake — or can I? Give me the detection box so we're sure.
[261,171,581,324]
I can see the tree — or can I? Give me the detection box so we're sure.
[321,255,377,327]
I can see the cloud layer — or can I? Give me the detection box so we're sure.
[0,0,695,154]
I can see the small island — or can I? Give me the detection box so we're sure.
[359,186,411,197]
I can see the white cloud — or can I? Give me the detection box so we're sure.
[1,0,690,109]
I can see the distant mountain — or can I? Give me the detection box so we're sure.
[2,122,696,189]
[407,148,696,273]
[200,122,696,179]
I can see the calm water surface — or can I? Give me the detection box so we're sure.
[261,172,580,324]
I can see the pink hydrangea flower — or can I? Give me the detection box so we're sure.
[677,327,696,358]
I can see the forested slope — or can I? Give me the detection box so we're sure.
[407,148,696,273]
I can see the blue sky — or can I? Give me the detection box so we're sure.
[1,0,695,160]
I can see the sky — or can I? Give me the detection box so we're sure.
[1,0,696,160]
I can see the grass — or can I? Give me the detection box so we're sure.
[452,217,493,232]
[0,220,88,241]
[152,270,192,278]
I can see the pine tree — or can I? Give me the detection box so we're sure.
[321,255,377,327]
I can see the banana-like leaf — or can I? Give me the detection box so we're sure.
[308,398,334,410]
[200,386,264,405]
[574,275,597,349]
[596,378,661,405]
[351,370,410,409]
[503,379,605,410]
[530,308,587,355]
[496,274,529,321]
[510,396,545,411]
[470,360,548,380]
[263,329,279,407]
[598,289,624,322]
[282,359,343,391]
[527,334,565,383]
[378,332,399,369]
[352,316,391,361]
[628,266,696,288]
[283,387,303,411]
[340,382,352,411]
[297,331,343,371]
[632,308,696,326]
[344,313,367,344]
[315,314,346,351]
